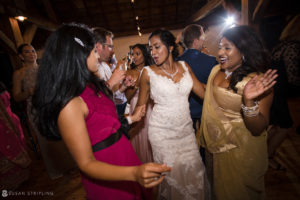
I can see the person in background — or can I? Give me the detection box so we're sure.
[93,27,129,118]
[32,23,171,200]
[0,81,31,190]
[264,15,300,169]
[12,44,38,102]
[179,24,217,131]
[198,25,277,200]
[179,24,218,168]
[125,43,154,164]
[12,44,76,179]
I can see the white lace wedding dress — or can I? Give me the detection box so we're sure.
[145,61,209,200]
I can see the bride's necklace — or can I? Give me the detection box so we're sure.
[224,69,232,79]
[161,66,178,79]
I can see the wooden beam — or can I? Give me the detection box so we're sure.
[41,0,59,22]
[8,17,23,47]
[241,0,249,25]
[25,15,58,31]
[252,0,271,22]
[23,24,38,44]
[0,30,17,53]
[188,0,223,23]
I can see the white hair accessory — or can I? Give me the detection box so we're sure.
[74,37,84,47]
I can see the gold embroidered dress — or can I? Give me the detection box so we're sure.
[197,65,268,200]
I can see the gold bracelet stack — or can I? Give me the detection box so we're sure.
[241,101,259,117]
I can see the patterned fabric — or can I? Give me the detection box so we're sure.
[271,40,300,87]
[0,91,31,190]
[198,65,268,200]
[145,61,208,200]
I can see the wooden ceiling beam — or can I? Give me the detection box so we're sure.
[252,0,271,21]
[188,0,223,23]
[8,17,23,47]
[23,24,38,44]
[41,0,59,23]
[0,30,17,54]
[241,0,249,25]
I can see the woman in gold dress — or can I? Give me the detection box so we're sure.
[198,26,277,200]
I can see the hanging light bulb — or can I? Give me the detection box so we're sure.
[137,26,140,31]
[15,16,27,21]
[136,16,139,20]
[138,31,142,37]
[131,0,134,3]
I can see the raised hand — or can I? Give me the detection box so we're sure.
[108,68,126,88]
[243,69,277,101]
[134,163,171,188]
[123,75,136,87]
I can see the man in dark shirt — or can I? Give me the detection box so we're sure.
[179,24,217,131]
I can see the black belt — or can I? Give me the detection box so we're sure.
[92,128,123,152]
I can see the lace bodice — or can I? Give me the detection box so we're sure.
[145,61,207,200]
[145,62,193,129]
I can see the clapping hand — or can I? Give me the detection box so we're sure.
[243,69,277,101]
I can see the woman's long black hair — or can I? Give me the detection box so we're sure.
[149,29,179,60]
[32,23,112,140]
[222,25,270,92]
[130,43,153,69]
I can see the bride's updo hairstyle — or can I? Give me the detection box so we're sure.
[149,29,179,60]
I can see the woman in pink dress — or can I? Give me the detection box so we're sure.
[126,44,154,163]
[32,23,170,200]
[0,82,31,190]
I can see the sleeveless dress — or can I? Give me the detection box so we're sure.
[80,86,151,200]
[23,66,76,179]
[129,69,153,164]
[145,61,208,200]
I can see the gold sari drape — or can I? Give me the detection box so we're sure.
[197,65,268,200]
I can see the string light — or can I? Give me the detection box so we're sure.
[131,1,142,36]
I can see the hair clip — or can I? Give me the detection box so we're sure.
[74,37,84,47]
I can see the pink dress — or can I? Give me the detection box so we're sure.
[0,91,31,190]
[80,86,151,200]
[129,88,153,163]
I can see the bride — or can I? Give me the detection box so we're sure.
[133,29,208,200]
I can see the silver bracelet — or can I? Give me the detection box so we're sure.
[241,101,259,117]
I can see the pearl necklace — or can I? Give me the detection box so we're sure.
[161,66,178,79]
[224,69,232,79]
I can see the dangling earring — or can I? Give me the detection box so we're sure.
[242,55,245,62]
